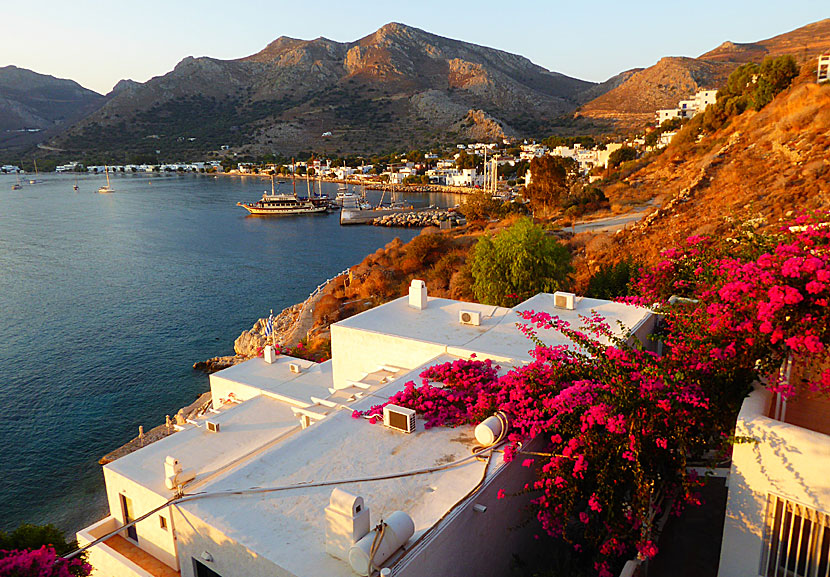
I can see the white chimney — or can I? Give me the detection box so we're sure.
[408,279,427,310]
[325,488,370,560]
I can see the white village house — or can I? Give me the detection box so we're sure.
[656,89,718,125]
[77,286,656,577]
[74,280,830,577]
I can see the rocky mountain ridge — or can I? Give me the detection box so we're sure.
[0,66,105,149]
[51,22,600,157]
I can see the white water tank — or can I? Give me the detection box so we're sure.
[348,511,414,576]
[475,413,508,447]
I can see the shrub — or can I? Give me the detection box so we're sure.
[607,146,638,169]
[586,260,637,300]
[470,218,572,306]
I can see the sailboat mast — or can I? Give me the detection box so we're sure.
[292,158,296,196]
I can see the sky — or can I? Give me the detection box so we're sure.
[1,0,827,94]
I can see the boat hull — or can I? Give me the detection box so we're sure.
[238,203,328,216]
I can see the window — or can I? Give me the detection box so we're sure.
[193,559,222,577]
[762,494,830,577]
[159,516,167,531]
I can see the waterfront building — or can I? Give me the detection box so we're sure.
[77,286,655,577]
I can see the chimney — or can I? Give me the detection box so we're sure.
[408,279,427,310]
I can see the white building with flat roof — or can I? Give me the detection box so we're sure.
[718,360,830,577]
[77,286,654,577]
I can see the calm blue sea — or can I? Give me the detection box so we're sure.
[0,172,457,535]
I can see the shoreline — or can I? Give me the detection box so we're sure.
[218,171,482,196]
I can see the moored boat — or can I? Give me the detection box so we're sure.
[98,166,114,193]
[237,192,328,215]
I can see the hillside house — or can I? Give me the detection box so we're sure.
[819,55,830,83]
[77,287,655,577]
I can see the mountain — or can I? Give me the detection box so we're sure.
[50,23,601,158]
[0,66,105,148]
[573,67,830,288]
[700,18,830,63]
[577,19,830,130]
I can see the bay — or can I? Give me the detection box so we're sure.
[0,172,459,534]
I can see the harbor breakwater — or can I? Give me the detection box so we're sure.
[372,209,466,228]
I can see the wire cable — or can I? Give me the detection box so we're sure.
[63,437,504,561]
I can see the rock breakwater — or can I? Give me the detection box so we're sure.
[372,209,465,228]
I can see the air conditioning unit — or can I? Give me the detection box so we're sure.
[553,291,576,310]
[459,310,481,326]
[383,404,416,434]
[289,363,302,374]
[206,421,220,433]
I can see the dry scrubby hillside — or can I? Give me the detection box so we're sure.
[578,18,830,131]
[572,69,830,288]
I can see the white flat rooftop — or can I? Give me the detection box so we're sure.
[334,296,513,348]
[210,356,333,407]
[106,396,302,497]
[178,357,500,577]
[454,294,653,363]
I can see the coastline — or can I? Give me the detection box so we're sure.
[217,171,480,196]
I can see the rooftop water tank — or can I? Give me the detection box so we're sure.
[348,511,414,576]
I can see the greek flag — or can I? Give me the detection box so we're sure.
[264,313,274,337]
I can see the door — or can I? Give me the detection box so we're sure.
[120,494,138,542]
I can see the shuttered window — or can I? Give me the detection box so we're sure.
[762,494,830,577]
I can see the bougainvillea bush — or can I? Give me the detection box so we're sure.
[0,546,91,577]
[355,214,830,575]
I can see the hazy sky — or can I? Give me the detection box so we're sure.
[2,0,826,94]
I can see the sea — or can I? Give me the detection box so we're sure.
[0,171,461,535]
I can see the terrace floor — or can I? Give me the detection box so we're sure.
[105,534,180,577]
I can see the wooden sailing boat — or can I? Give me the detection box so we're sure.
[11,172,22,190]
[73,174,79,191]
[97,166,114,193]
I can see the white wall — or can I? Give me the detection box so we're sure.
[330,325,445,389]
[102,468,179,570]
[172,507,294,577]
[718,387,830,576]
[393,438,554,577]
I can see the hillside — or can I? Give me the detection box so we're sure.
[0,66,105,149]
[578,19,830,130]
[573,67,830,288]
[577,57,735,127]
[701,18,830,63]
[50,22,600,158]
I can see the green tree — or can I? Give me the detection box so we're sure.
[524,156,579,214]
[470,218,572,306]
[586,260,637,300]
[455,149,477,170]
[607,146,638,169]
